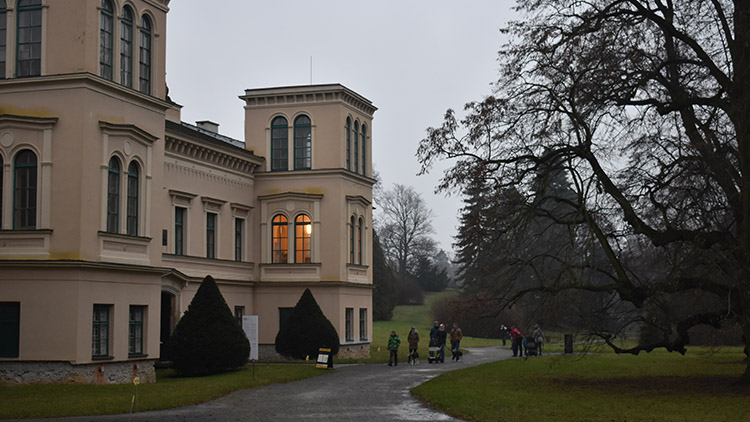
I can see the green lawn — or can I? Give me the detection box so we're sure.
[412,348,750,422]
[369,290,476,362]
[0,364,324,419]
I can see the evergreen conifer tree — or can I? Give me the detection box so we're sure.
[275,289,340,359]
[166,275,250,376]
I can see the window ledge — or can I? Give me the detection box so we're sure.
[97,231,152,243]
[0,229,52,258]
[128,353,149,359]
[92,355,115,361]
[259,263,321,282]
[346,264,369,269]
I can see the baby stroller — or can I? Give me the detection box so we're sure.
[525,337,538,356]
[428,338,443,363]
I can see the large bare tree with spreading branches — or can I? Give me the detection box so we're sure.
[418,0,750,380]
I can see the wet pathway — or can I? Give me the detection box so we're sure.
[39,347,511,422]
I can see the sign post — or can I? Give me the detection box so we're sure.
[316,348,333,369]
[242,315,259,379]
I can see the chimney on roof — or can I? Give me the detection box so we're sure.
[196,120,219,133]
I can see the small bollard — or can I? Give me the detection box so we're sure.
[564,334,573,354]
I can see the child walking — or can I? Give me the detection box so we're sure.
[388,330,401,366]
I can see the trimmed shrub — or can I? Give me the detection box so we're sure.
[166,275,250,376]
[275,289,340,359]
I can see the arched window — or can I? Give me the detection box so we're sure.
[99,0,114,80]
[361,124,367,176]
[14,149,37,229]
[345,117,352,171]
[271,214,288,263]
[353,121,359,173]
[126,161,139,236]
[295,214,311,263]
[120,6,134,87]
[294,115,311,170]
[16,0,42,77]
[138,15,152,94]
[271,116,288,171]
[0,0,7,78]
[107,156,121,233]
[349,216,355,264]
[358,217,364,264]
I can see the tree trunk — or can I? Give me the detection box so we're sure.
[734,0,750,384]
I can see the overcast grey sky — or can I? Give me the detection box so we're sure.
[165,1,518,253]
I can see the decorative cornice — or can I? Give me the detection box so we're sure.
[240,84,377,117]
[345,195,372,206]
[257,191,324,202]
[100,121,158,145]
[0,114,58,129]
[164,135,260,174]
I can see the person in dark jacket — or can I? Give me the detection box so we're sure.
[387,330,401,366]
[407,326,419,364]
[429,320,440,342]
[436,323,448,362]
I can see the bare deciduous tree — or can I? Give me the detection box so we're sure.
[377,184,435,277]
[418,0,750,381]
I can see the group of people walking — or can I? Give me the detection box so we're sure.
[499,324,545,357]
[387,321,463,366]
[388,321,546,366]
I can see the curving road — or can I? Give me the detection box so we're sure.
[40,347,511,422]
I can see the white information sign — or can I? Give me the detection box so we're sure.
[242,315,259,361]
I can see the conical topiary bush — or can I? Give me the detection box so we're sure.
[275,288,340,359]
[166,275,250,376]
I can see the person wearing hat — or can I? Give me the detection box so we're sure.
[387,330,401,366]
[407,326,420,364]
[429,320,440,343]
[437,323,448,362]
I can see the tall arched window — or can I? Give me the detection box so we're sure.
[349,216,355,264]
[126,161,139,236]
[0,0,7,78]
[271,214,288,263]
[295,214,312,263]
[120,6,134,87]
[361,124,367,176]
[107,156,121,233]
[99,0,114,80]
[16,0,42,77]
[345,117,351,171]
[138,15,152,94]
[271,116,288,171]
[14,150,37,229]
[353,121,359,173]
[294,115,311,170]
[357,217,363,264]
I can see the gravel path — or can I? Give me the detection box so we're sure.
[36,347,511,422]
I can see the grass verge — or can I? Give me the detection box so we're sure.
[412,348,750,422]
[0,364,324,419]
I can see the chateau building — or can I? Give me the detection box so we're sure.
[0,0,375,383]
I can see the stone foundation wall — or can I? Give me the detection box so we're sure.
[257,343,370,360]
[0,360,157,385]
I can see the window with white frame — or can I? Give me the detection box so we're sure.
[92,304,111,358]
[359,308,367,341]
[100,0,114,80]
[14,149,37,229]
[128,305,145,356]
[345,307,353,342]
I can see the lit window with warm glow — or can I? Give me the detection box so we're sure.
[272,215,288,263]
[295,214,312,263]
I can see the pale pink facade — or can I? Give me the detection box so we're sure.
[0,0,374,384]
